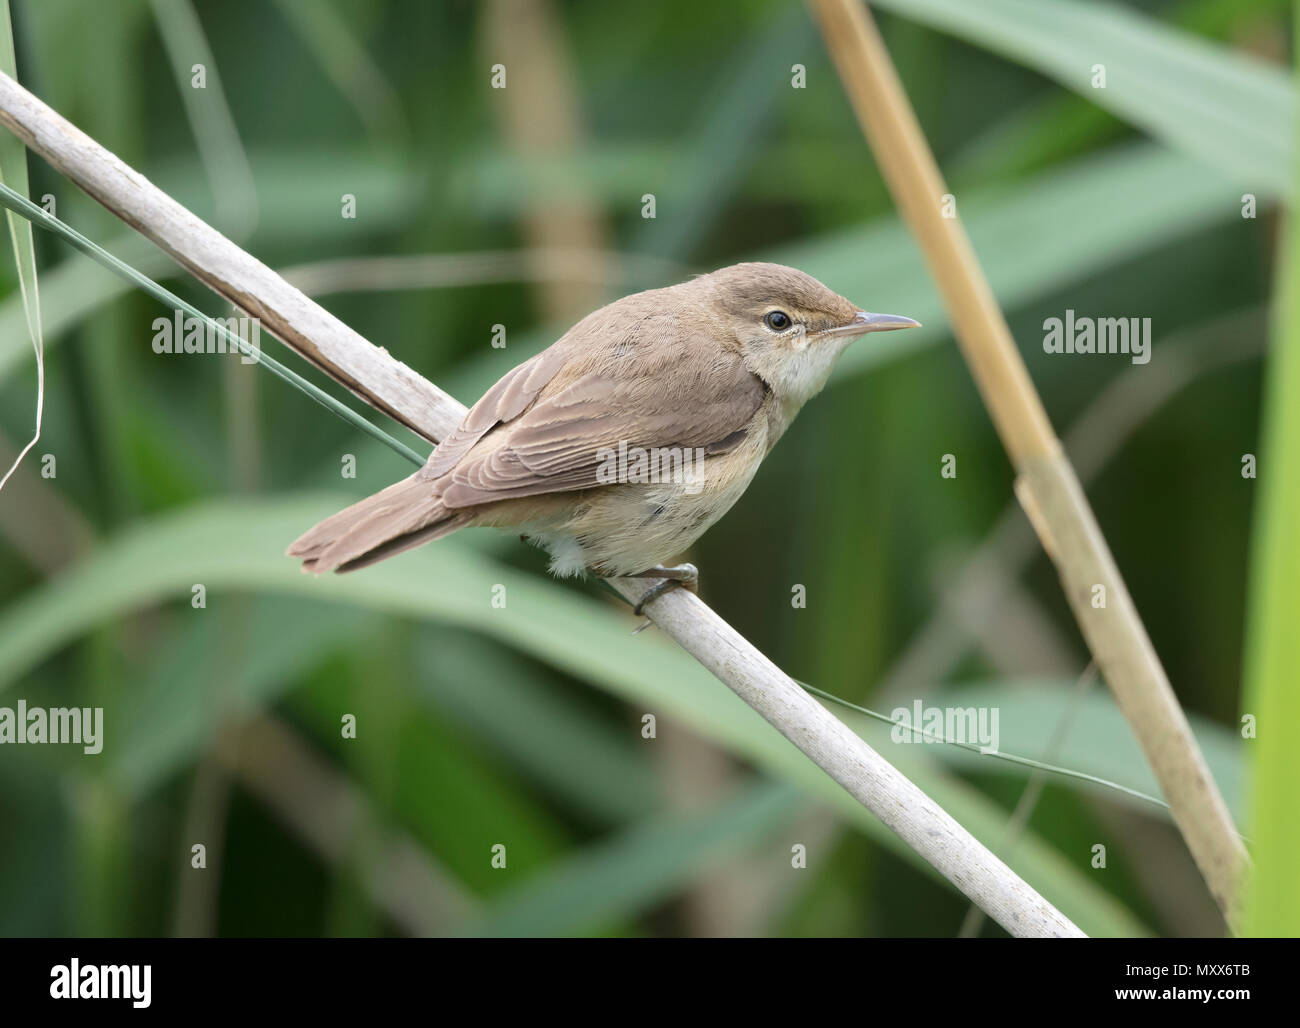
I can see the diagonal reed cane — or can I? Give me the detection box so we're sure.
[0,67,1087,936]
[809,0,1247,924]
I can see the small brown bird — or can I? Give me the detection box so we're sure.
[288,262,918,612]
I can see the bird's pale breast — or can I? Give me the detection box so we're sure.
[527,405,773,578]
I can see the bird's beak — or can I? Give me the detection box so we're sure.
[819,310,922,340]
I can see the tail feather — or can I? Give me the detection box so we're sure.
[332,516,470,572]
[288,474,468,573]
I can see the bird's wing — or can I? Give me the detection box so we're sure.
[430,345,766,509]
[420,342,575,480]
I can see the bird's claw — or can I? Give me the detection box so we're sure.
[628,563,699,618]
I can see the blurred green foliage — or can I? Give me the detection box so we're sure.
[0,0,1289,937]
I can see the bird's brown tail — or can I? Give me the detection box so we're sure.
[287,474,470,573]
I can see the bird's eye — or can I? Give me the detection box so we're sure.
[764,310,792,331]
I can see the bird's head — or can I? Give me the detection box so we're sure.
[701,262,920,406]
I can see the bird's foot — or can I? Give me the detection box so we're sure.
[626,563,699,618]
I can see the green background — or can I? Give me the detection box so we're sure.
[0,0,1292,937]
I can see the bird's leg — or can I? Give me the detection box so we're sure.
[624,563,699,617]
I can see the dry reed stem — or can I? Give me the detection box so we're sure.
[809,0,1246,922]
[0,68,1083,936]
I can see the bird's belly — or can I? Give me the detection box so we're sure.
[545,448,763,577]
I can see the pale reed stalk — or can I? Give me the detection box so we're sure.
[0,68,1083,936]
[809,0,1246,923]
